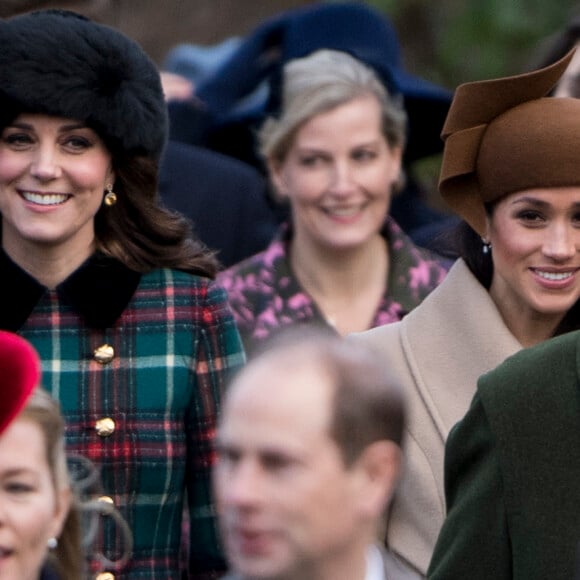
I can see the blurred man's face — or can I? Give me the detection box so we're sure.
[214,359,365,579]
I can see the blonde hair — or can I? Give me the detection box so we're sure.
[20,389,82,579]
[20,390,133,579]
[259,49,407,163]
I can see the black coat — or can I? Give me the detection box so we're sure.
[40,565,59,580]
[158,140,278,268]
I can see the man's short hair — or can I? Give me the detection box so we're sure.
[249,323,405,466]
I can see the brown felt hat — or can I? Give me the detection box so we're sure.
[439,49,580,235]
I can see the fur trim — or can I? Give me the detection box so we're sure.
[0,10,167,159]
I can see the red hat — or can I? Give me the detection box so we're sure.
[0,331,40,434]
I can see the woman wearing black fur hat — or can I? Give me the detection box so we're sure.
[0,9,245,579]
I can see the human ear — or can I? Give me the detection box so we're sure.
[49,485,73,540]
[106,167,116,189]
[483,204,499,244]
[389,144,403,172]
[267,157,290,200]
[388,146,405,195]
[354,440,401,518]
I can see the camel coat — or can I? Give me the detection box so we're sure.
[351,259,522,575]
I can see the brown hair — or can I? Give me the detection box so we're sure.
[250,324,406,467]
[0,142,219,278]
[94,154,218,277]
[326,337,405,466]
[20,388,82,580]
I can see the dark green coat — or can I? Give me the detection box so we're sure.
[428,330,580,580]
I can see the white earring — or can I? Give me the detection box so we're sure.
[47,537,58,550]
[481,239,492,255]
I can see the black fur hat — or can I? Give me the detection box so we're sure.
[0,9,167,160]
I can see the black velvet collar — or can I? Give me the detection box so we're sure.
[0,249,141,331]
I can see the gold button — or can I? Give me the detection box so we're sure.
[95,573,115,580]
[95,418,115,437]
[98,495,114,506]
[94,344,115,364]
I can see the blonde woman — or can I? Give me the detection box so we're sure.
[218,49,449,356]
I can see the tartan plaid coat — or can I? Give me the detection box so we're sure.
[0,250,245,579]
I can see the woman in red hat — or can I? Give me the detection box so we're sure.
[0,331,132,579]
[0,331,76,579]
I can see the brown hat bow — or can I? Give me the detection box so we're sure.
[439,50,580,235]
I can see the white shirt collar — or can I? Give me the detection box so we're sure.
[365,544,385,580]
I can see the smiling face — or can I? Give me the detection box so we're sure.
[214,357,369,579]
[0,113,114,262]
[269,95,402,255]
[487,187,580,335]
[0,417,70,580]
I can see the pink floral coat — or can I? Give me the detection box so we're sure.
[217,218,450,354]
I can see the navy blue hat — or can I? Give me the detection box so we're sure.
[0,9,168,160]
[197,2,452,162]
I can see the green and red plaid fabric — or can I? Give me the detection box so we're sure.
[4,256,245,579]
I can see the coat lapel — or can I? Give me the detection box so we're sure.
[400,259,521,439]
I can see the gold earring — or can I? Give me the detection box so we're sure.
[104,184,117,207]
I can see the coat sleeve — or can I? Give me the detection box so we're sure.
[427,393,511,580]
[186,280,246,577]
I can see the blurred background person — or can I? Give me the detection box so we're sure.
[183,2,458,248]
[352,50,580,575]
[158,139,278,268]
[214,325,420,580]
[217,49,449,356]
[0,0,312,65]
[158,41,280,269]
[529,13,580,97]
[0,10,244,578]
